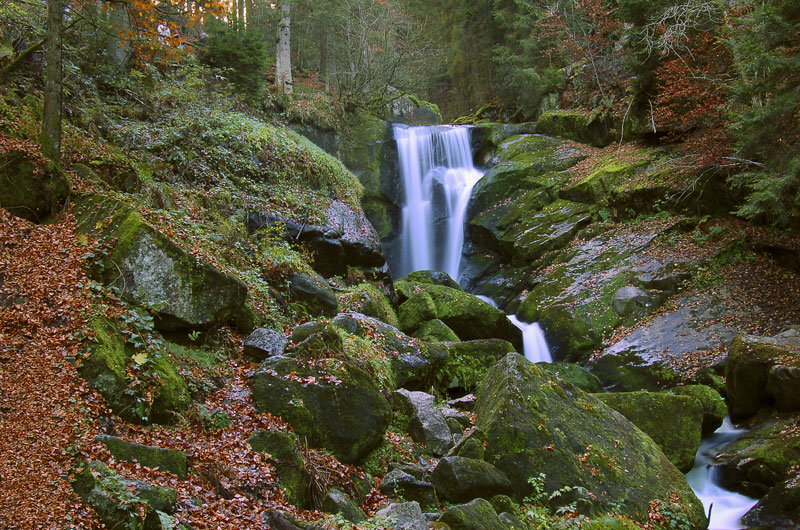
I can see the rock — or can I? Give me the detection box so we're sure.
[386,95,441,125]
[374,501,427,530]
[338,285,399,328]
[467,353,706,526]
[97,435,188,479]
[670,385,727,435]
[447,395,477,412]
[290,321,344,358]
[726,329,800,420]
[247,430,310,508]
[75,195,247,331]
[288,123,339,156]
[412,319,460,342]
[715,412,800,499]
[389,461,427,480]
[437,498,505,530]
[430,456,512,503]
[247,200,386,276]
[438,339,516,392]
[263,509,308,530]
[287,272,339,317]
[743,474,800,530]
[488,494,517,515]
[398,291,438,334]
[538,362,603,393]
[252,355,391,463]
[322,488,367,523]
[379,469,438,509]
[498,512,527,529]
[79,317,189,424]
[767,365,800,412]
[469,122,538,165]
[612,285,661,317]
[332,312,448,391]
[0,151,69,222]
[593,391,703,472]
[243,328,287,360]
[71,461,174,529]
[392,389,453,456]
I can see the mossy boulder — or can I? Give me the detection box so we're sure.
[0,150,69,222]
[379,469,438,510]
[394,270,462,302]
[74,195,247,331]
[386,95,442,125]
[437,339,517,392]
[465,353,706,526]
[726,329,800,420]
[430,457,512,503]
[593,391,703,472]
[536,110,615,147]
[561,158,647,204]
[742,472,800,530]
[437,498,506,530]
[248,429,310,508]
[398,291,438,334]
[538,362,603,393]
[338,283,398,328]
[373,501,427,530]
[392,389,453,456]
[71,460,176,530]
[97,435,187,479]
[413,319,460,342]
[322,488,367,523]
[251,355,391,463]
[332,312,448,391]
[470,122,538,164]
[670,385,726,435]
[79,317,190,424]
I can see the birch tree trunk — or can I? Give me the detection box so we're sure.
[275,1,292,94]
[41,0,63,162]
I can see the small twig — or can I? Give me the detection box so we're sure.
[618,97,635,151]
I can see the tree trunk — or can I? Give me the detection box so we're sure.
[237,0,245,31]
[41,0,63,162]
[275,1,292,94]
[319,22,329,91]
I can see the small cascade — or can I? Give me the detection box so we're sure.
[686,418,758,529]
[394,124,483,280]
[507,315,553,363]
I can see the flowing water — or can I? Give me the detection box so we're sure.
[393,123,752,527]
[686,418,758,529]
[394,124,483,280]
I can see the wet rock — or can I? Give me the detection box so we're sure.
[670,385,727,435]
[287,272,339,317]
[767,365,800,412]
[613,285,664,317]
[243,328,287,360]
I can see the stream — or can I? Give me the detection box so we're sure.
[392,123,756,528]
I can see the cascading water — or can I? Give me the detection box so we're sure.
[687,418,758,529]
[394,124,483,281]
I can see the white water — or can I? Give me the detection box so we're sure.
[507,315,553,363]
[394,124,483,280]
[686,417,758,529]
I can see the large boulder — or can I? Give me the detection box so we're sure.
[379,469,438,509]
[247,429,310,508]
[430,457,512,503]
[386,95,441,126]
[726,329,800,420]
[593,391,703,472]
[392,389,452,456]
[287,272,339,317]
[373,502,427,530]
[251,355,391,463]
[0,150,69,222]
[436,498,506,530]
[437,339,517,392]
[247,199,386,276]
[75,195,247,331]
[464,353,706,526]
[243,328,287,360]
[79,317,190,424]
[670,385,726,435]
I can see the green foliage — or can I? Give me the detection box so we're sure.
[201,20,268,95]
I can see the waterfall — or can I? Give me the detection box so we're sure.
[394,124,483,281]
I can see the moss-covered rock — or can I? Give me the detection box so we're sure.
[413,319,460,342]
[430,456,512,503]
[74,195,247,331]
[593,391,703,472]
[536,110,615,147]
[386,95,442,125]
[726,329,800,420]
[438,339,517,392]
[538,362,603,393]
[97,435,188,479]
[467,353,706,526]
[79,317,190,424]
[392,389,453,456]
[287,272,339,317]
[251,355,391,463]
[670,385,726,435]
[338,283,398,328]
[742,471,800,530]
[322,488,367,523]
[437,498,505,530]
[248,429,310,508]
[398,291,438,334]
[379,469,438,510]
[0,150,69,222]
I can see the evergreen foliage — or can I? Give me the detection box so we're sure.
[200,20,268,95]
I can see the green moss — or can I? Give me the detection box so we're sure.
[0,151,69,222]
[338,283,398,328]
[670,385,726,435]
[397,291,437,334]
